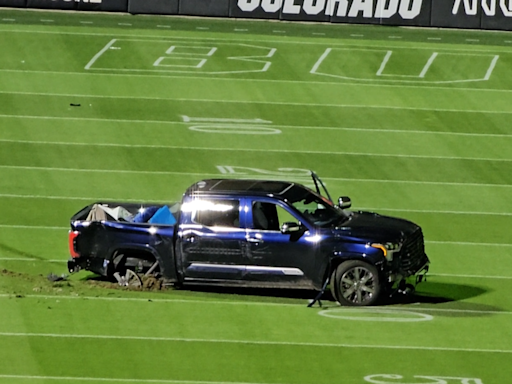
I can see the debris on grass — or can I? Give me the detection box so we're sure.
[47,273,68,282]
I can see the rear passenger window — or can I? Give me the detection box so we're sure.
[187,199,240,228]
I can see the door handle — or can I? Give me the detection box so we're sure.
[184,236,195,243]
[246,237,263,243]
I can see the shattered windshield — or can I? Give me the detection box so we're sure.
[284,185,349,227]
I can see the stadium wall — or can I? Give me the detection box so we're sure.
[1,0,511,31]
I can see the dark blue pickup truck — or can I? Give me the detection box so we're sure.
[68,173,429,306]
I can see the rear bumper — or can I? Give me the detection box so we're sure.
[68,257,110,277]
[67,258,82,274]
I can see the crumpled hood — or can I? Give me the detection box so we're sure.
[333,211,420,243]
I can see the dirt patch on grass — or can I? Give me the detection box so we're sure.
[1,268,167,297]
[84,273,166,292]
[1,268,74,296]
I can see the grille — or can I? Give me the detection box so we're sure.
[399,228,429,276]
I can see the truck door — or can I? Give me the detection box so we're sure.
[244,200,318,288]
[177,197,247,281]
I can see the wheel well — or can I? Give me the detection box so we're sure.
[330,256,380,273]
[112,249,159,274]
[328,256,381,282]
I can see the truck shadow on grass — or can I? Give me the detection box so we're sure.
[83,276,502,316]
[184,281,502,316]
[384,281,503,317]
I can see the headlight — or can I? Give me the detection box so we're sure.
[371,242,402,260]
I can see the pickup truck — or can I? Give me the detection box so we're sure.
[68,173,429,306]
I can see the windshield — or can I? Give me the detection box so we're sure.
[285,186,349,228]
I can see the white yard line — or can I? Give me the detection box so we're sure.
[426,240,512,247]
[1,194,510,217]
[4,67,512,95]
[0,224,66,230]
[419,52,438,78]
[84,39,117,70]
[0,375,271,384]
[0,258,63,262]
[362,207,512,216]
[310,48,331,74]
[4,29,511,54]
[0,231,510,248]
[1,139,510,162]
[1,294,512,310]
[376,51,392,76]
[0,165,511,189]
[431,273,512,280]
[1,115,512,138]
[2,91,512,115]
[484,55,500,80]
[0,331,511,354]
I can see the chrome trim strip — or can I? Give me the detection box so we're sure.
[189,263,304,276]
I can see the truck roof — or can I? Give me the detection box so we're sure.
[186,179,296,197]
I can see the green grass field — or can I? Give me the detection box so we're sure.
[1,7,512,384]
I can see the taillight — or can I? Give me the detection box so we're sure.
[68,230,80,258]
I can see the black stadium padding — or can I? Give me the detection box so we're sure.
[329,0,429,26]
[430,0,482,29]
[379,0,432,27]
[0,0,26,7]
[11,0,512,32]
[128,0,179,15]
[279,0,330,22]
[179,0,230,17]
[78,0,128,11]
[26,0,76,10]
[481,2,512,31]
[24,0,126,11]
[329,0,381,25]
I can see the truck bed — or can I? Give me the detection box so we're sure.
[71,202,180,226]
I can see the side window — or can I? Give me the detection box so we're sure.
[252,202,298,231]
[276,205,299,227]
[189,199,240,228]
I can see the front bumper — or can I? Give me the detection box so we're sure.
[387,261,429,295]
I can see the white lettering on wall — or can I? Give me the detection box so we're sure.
[452,0,512,16]
[237,0,422,19]
[348,0,374,18]
[399,0,422,18]
[283,0,301,14]
[238,0,260,11]
[261,0,283,12]
[304,0,327,15]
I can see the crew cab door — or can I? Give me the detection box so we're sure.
[177,197,247,280]
[244,199,318,288]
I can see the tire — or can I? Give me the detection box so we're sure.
[331,260,381,306]
[113,269,142,288]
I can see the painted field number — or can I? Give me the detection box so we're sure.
[154,46,217,69]
[85,39,276,75]
[182,116,280,135]
[365,374,484,384]
[311,47,500,83]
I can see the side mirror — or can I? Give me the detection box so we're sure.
[281,222,302,234]
[338,196,352,209]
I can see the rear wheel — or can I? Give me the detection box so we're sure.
[111,251,159,289]
[114,269,142,288]
[330,260,381,306]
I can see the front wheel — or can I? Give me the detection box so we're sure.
[330,260,381,306]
